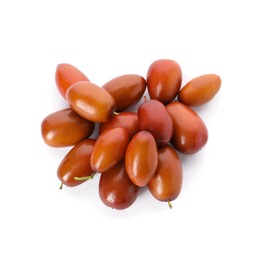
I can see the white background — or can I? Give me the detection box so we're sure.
[1,0,259,259]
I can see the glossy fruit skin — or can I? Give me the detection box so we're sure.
[166,102,208,154]
[55,63,89,99]
[99,161,139,210]
[91,127,129,173]
[147,59,182,105]
[148,145,182,202]
[41,108,94,147]
[99,112,138,139]
[57,139,95,187]
[125,131,158,187]
[66,81,116,122]
[178,74,221,107]
[103,74,146,111]
[138,99,173,145]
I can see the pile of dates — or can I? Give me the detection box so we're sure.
[41,60,221,210]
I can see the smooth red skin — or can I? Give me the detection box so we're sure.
[99,112,138,139]
[55,63,89,99]
[66,81,116,122]
[147,59,182,105]
[148,145,183,202]
[57,139,95,187]
[91,127,129,173]
[178,74,221,107]
[41,108,94,147]
[103,74,146,112]
[125,131,158,187]
[99,161,139,210]
[166,102,208,154]
[138,99,173,145]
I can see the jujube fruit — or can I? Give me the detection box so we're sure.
[99,112,139,139]
[57,139,95,187]
[55,63,89,99]
[148,144,183,206]
[91,127,130,173]
[103,74,146,111]
[166,102,208,154]
[99,161,139,210]
[138,99,173,145]
[178,74,221,106]
[66,81,116,122]
[41,108,94,147]
[147,59,182,104]
[125,131,158,187]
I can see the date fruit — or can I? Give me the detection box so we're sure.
[55,63,89,99]
[148,145,182,206]
[91,127,129,173]
[125,131,158,187]
[166,102,208,154]
[147,59,182,104]
[138,99,173,145]
[41,108,94,147]
[66,81,116,122]
[103,74,146,111]
[99,112,139,139]
[57,139,95,187]
[178,74,221,106]
[99,161,139,210]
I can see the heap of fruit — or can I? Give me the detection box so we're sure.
[41,60,221,210]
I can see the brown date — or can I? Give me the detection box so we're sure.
[55,63,89,99]
[125,131,158,187]
[91,127,129,173]
[41,108,94,147]
[147,59,182,104]
[66,81,116,122]
[178,74,221,106]
[57,139,95,187]
[103,74,146,111]
[138,99,173,145]
[148,144,182,206]
[99,112,138,139]
[99,161,139,210]
[166,102,208,154]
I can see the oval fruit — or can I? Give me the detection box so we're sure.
[91,127,129,173]
[166,102,208,154]
[41,108,94,147]
[125,131,158,187]
[66,81,116,122]
[103,74,146,111]
[57,139,95,187]
[99,161,139,210]
[99,112,138,139]
[148,144,182,204]
[147,59,182,104]
[55,63,89,99]
[138,99,173,145]
[178,74,221,106]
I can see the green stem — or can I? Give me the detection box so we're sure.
[59,182,63,190]
[168,200,173,209]
[113,111,120,116]
[74,172,95,181]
